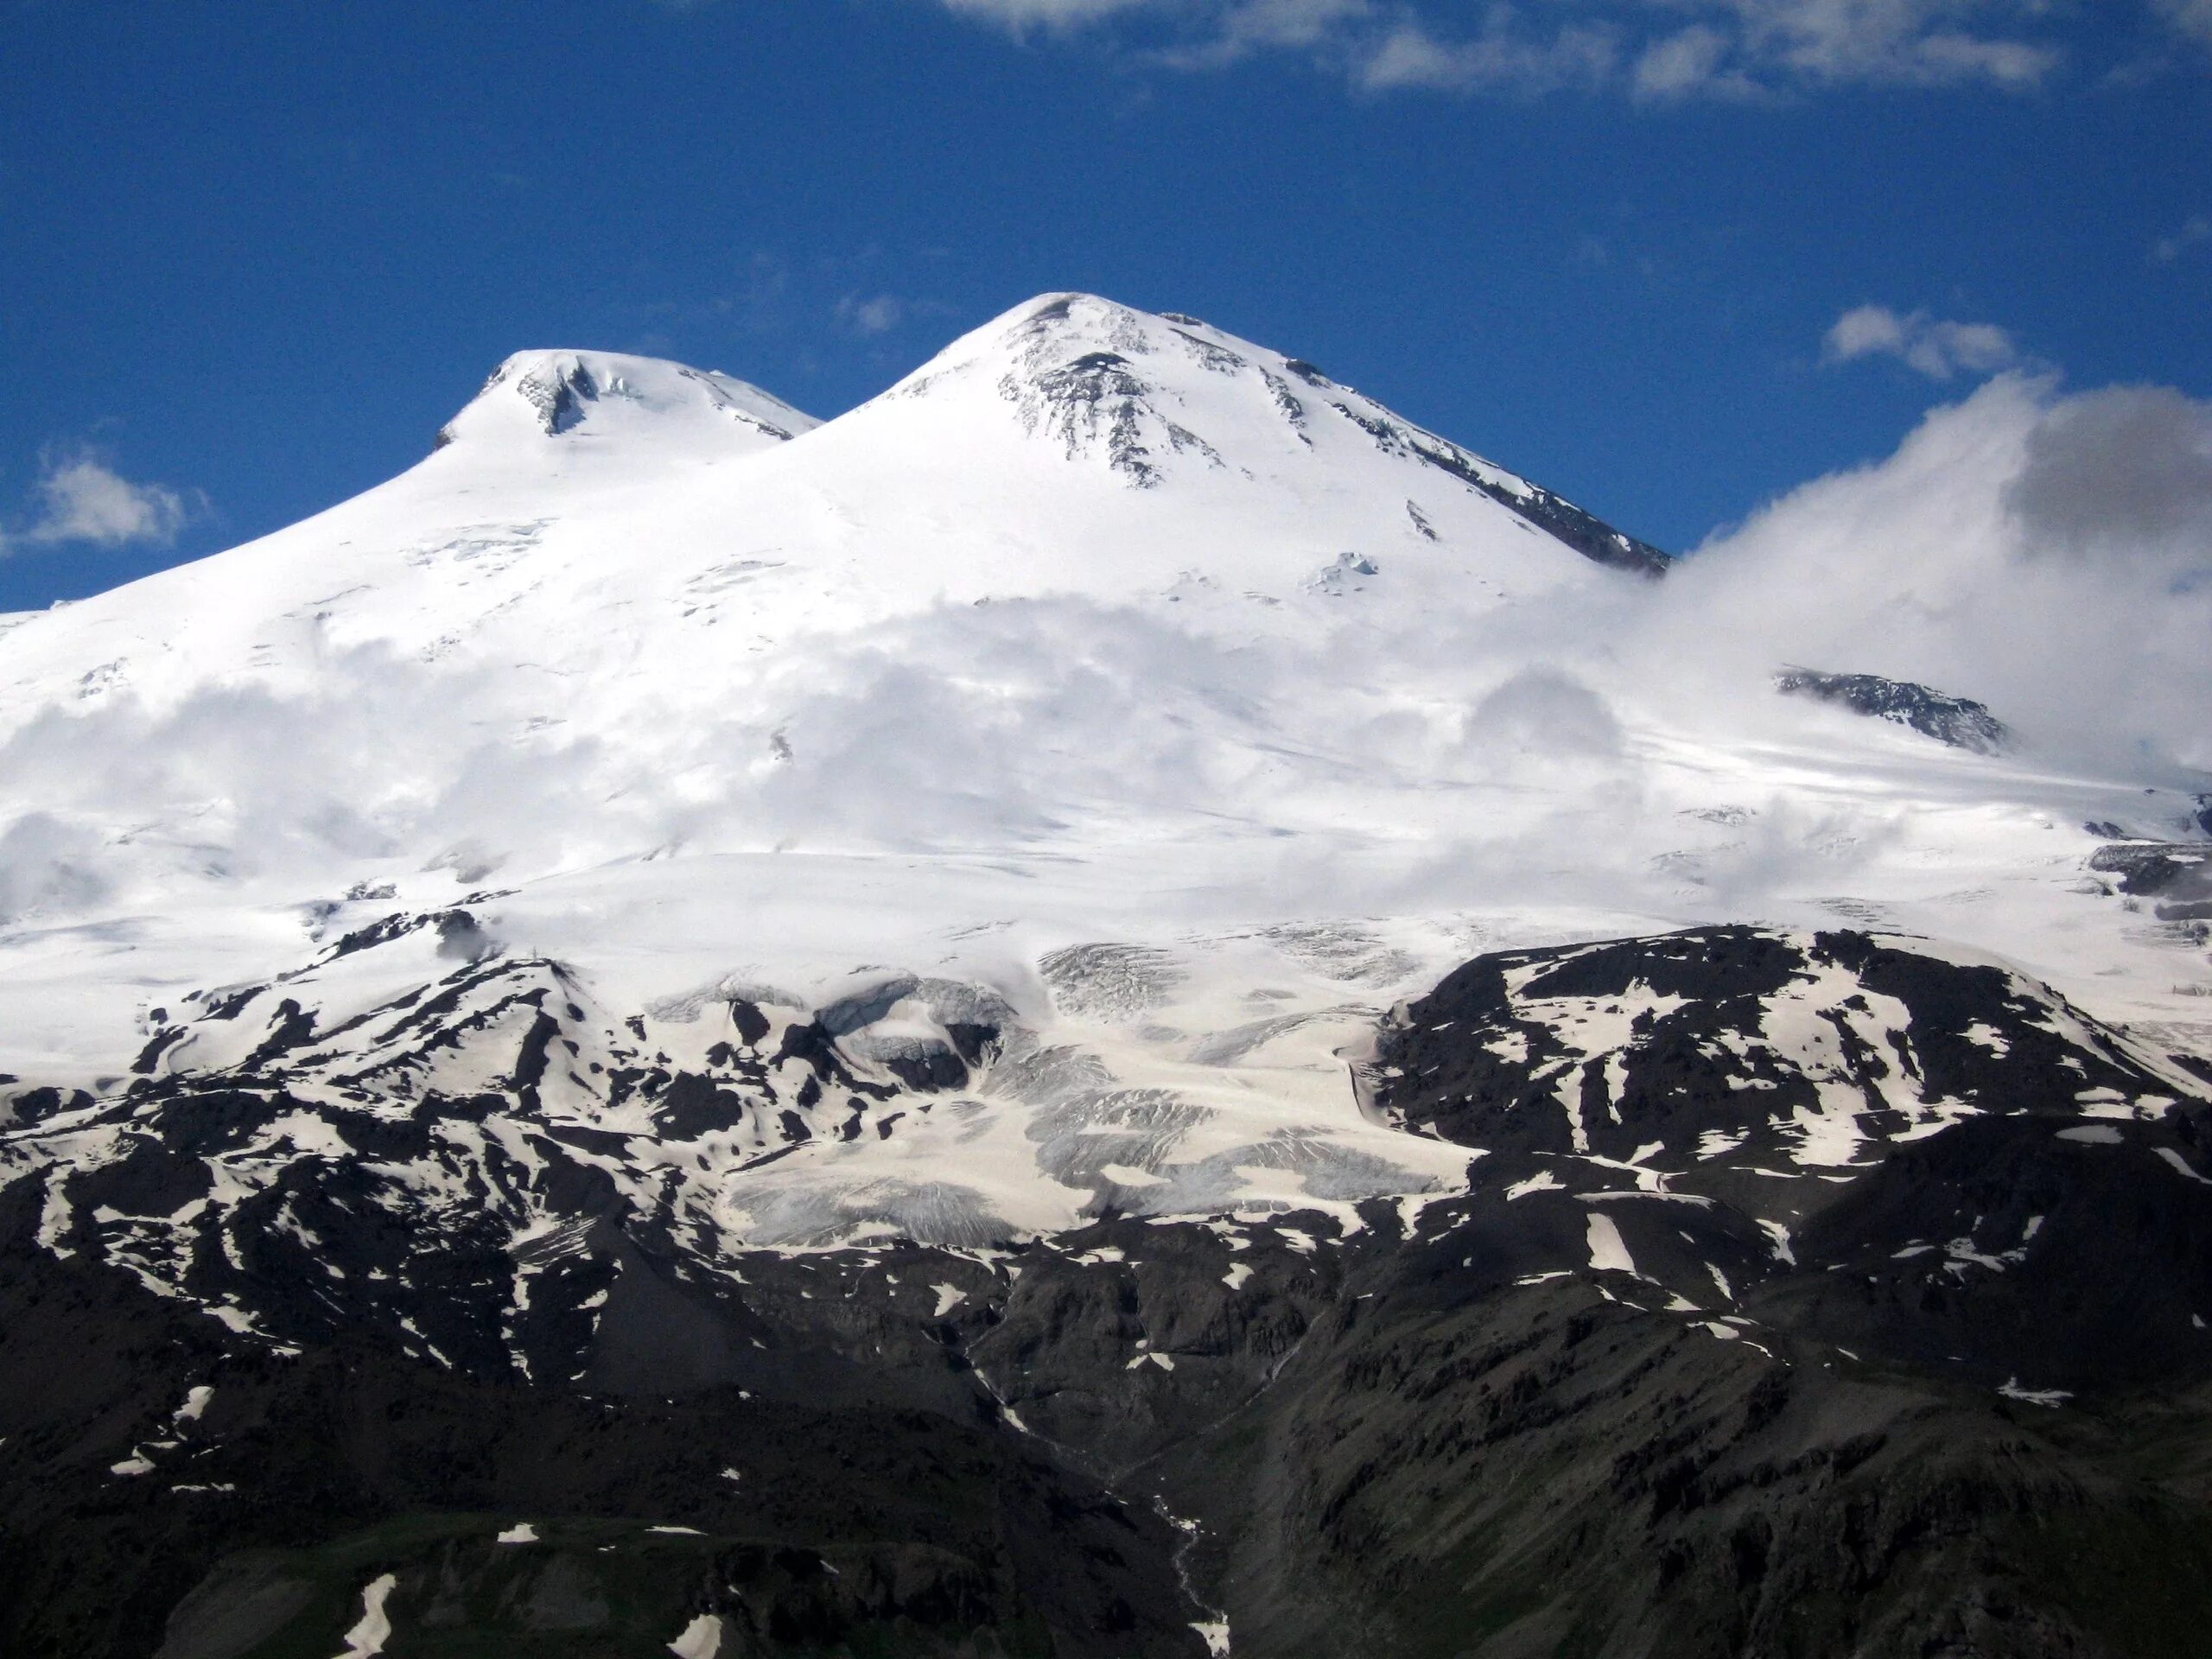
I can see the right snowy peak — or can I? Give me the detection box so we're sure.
[862,292,1671,576]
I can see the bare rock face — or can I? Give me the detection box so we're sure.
[1775,667,2012,753]
[7,927,2212,1656]
[983,293,1669,569]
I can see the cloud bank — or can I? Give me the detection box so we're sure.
[3,369,2204,939]
[1643,374,2212,779]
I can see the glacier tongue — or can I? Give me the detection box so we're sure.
[7,906,2202,1387]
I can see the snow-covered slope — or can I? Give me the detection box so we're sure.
[0,296,1633,725]
[438,348,817,449]
[0,291,2204,1250]
[10,296,2212,1659]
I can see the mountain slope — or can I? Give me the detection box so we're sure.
[6,925,2212,1656]
[2,292,2210,1656]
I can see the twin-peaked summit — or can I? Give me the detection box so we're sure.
[0,289,1689,1080]
[437,292,1668,576]
[0,291,1665,728]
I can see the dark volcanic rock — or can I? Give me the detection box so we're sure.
[2089,841,2212,921]
[10,925,2212,1656]
[1366,925,2179,1179]
[513,356,598,435]
[1162,1248,2212,1659]
[1775,667,2012,753]
[1764,1110,2212,1390]
[0,1191,1206,1659]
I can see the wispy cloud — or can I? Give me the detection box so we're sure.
[1355,13,1621,94]
[939,0,1159,25]
[633,252,949,358]
[1155,0,1374,67]
[3,447,196,556]
[924,0,2082,99]
[2153,213,2212,264]
[2152,0,2212,48]
[1823,303,2022,380]
[837,293,908,336]
[1633,26,1756,100]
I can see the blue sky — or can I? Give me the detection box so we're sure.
[3,0,2209,609]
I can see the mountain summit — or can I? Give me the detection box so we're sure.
[435,347,819,452]
[893,293,1670,573]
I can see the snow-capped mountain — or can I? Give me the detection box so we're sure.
[0,292,2200,1080]
[4,287,2198,1246]
[5,294,2212,1658]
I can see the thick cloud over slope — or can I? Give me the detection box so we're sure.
[1643,375,2212,778]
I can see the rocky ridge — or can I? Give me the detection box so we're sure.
[8,923,2212,1656]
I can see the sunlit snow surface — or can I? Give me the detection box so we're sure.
[334,1573,397,1659]
[0,294,2206,1268]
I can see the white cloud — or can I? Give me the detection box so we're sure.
[838,294,907,335]
[4,448,194,555]
[1634,25,1751,99]
[1214,0,1370,48]
[1823,303,2022,380]
[1907,31,2057,85]
[923,0,2073,98]
[2004,384,2212,567]
[2153,213,2211,264]
[1641,374,2212,778]
[1157,0,1374,67]
[1707,0,2060,87]
[1357,15,1620,93]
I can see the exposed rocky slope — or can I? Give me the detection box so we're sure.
[7,925,2212,1656]
[1774,668,2012,753]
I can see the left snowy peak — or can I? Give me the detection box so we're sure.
[432,347,820,454]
